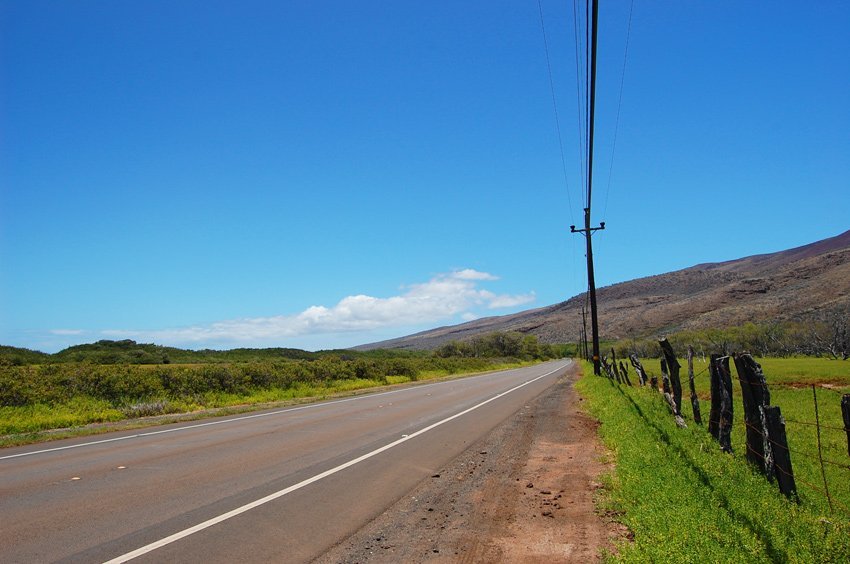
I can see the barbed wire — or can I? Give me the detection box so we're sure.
[784,418,848,433]
[628,380,849,512]
[739,419,850,471]
[620,353,850,516]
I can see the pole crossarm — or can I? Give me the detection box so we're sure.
[570,222,605,235]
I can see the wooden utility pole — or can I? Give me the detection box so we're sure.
[571,0,604,375]
[572,210,605,375]
[580,305,590,361]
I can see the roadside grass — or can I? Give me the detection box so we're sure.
[0,360,534,446]
[577,360,850,563]
[0,397,125,435]
[682,357,850,516]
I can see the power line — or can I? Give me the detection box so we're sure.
[572,0,587,208]
[602,0,635,220]
[536,0,575,222]
[586,0,598,209]
[584,0,591,207]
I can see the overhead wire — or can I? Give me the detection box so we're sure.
[572,0,588,209]
[584,0,592,208]
[536,0,575,223]
[537,0,585,295]
[602,0,635,221]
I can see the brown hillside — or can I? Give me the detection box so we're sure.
[359,229,850,350]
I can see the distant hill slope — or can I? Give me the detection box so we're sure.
[0,340,377,365]
[359,229,850,350]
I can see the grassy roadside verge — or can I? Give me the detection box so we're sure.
[0,360,532,448]
[575,361,850,562]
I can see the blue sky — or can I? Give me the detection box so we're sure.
[1,1,848,353]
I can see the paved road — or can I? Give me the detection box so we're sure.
[0,359,571,563]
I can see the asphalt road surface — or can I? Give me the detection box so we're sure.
[0,359,571,563]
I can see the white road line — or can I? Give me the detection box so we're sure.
[0,376,466,461]
[102,363,567,563]
[0,361,568,461]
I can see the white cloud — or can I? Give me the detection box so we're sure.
[451,268,499,281]
[49,329,86,335]
[100,269,535,346]
[487,292,536,309]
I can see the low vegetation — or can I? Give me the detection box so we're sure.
[0,333,565,442]
[608,319,850,361]
[577,358,850,562]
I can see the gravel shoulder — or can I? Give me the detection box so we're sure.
[316,363,628,563]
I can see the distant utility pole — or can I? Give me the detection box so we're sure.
[581,304,589,360]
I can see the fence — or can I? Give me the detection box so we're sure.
[598,341,850,517]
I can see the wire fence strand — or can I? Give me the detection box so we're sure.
[622,352,850,517]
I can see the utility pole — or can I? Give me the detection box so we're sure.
[580,304,589,360]
[578,329,584,360]
[571,0,604,376]
[572,212,604,374]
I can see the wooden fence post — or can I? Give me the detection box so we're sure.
[761,405,797,499]
[842,394,850,457]
[660,358,671,395]
[610,348,631,385]
[708,354,721,440]
[687,346,702,424]
[716,355,734,453]
[629,354,648,386]
[619,360,632,386]
[609,351,622,383]
[602,356,617,382]
[812,385,834,513]
[733,353,771,474]
[606,356,618,381]
[659,338,683,416]
[610,348,618,378]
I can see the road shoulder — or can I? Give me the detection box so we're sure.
[317,362,628,563]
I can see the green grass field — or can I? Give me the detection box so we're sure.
[578,357,850,562]
[677,356,849,516]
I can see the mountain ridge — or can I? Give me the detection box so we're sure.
[358,229,850,350]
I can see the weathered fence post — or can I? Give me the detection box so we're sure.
[842,394,850,457]
[619,360,632,386]
[629,354,648,386]
[761,405,797,499]
[610,348,629,385]
[687,346,702,424]
[607,356,618,381]
[812,386,834,513]
[717,356,734,453]
[659,338,683,416]
[660,358,668,391]
[733,353,771,474]
[601,356,616,381]
[709,354,733,452]
[708,354,721,440]
[609,351,622,383]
